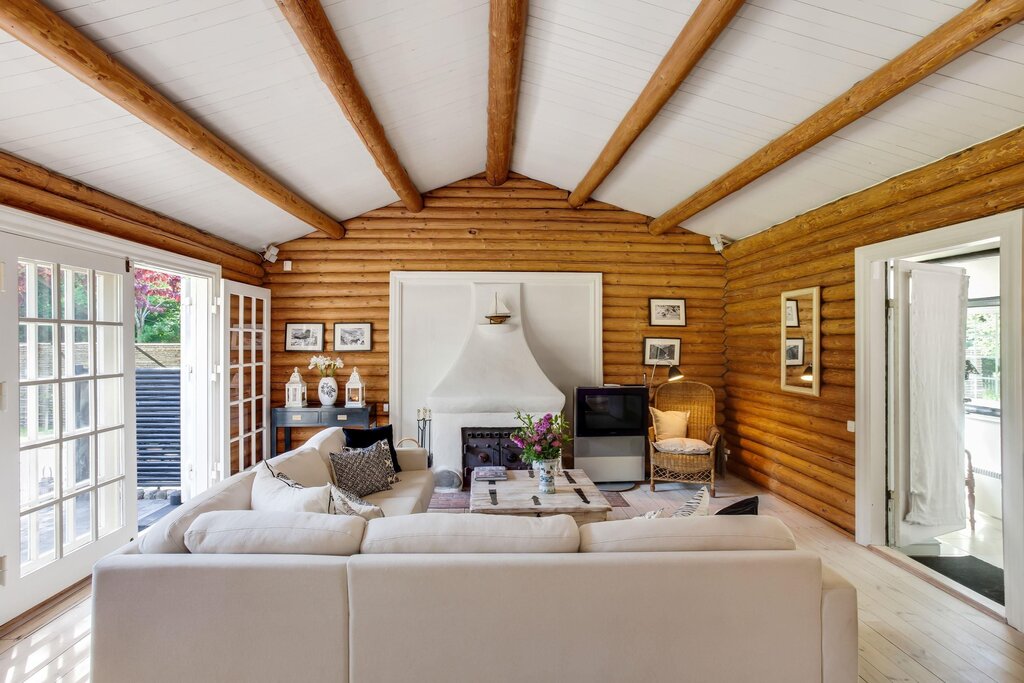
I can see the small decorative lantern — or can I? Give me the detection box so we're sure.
[345,367,365,408]
[285,367,307,407]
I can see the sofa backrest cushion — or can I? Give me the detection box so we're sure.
[300,427,347,483]
[139,469,256,554]
[578,515,796,553]
[265,445,333,487]
[184,510,366,555]
[251,460,332,513]
[360,513,580,554]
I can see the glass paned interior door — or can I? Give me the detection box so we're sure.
[224,282,270,476]
[18,259,129,573]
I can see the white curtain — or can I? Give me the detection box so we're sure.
[905,268,968,527]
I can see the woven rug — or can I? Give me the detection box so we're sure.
[429,490,629,510]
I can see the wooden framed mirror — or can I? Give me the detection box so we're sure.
[780,286,820,396]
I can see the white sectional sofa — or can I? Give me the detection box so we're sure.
[91,427,858,683]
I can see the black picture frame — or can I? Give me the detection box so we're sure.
[333,322,373,352]
[649,298,687,326]
[284,323,325,352]
[643,337,681,366]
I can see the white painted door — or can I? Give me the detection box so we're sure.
[0,234,135,625]
[220,280,271,480]
[889,260,969,547]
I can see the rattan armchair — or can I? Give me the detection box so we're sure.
[649,381,721,496]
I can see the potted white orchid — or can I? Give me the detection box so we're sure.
[308,355,344,406]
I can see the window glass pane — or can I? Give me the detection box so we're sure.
[62,379,93,435]
[62,266,92,321]
[230,332,240,366]
[96,325,122,375]
[20,383,57,446]
[97,428,124,482]
[18,261,55,319]
[242,366,254,400]
[253,398,265,430]
[230,295,241,327]
[254,300,264,327]
[252,431,265,465]
[63,491,93,554]
[20,444,57,509]
[62,324,93,377]
[20,506,56,575]
[97,377,124,429]
[255,368,265,400]
[254,331,264,363]
[97,481,124,539]
[19,323,56,381]
[62,436,92,491]
[229,367,240,403]
[95,271,121,323]
[230,439,240,475]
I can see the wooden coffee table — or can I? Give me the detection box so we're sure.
[469,469,611,524]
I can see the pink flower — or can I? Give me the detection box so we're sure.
[511,435,523,448]
[534,445,542,453]
[552,440,561,448]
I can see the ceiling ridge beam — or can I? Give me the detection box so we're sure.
[486,0,529,186]
[0,150,263,270]
[648,0,1024,235]
[275,0,423,212]
[0,0,345,239]
[568,0,744,208]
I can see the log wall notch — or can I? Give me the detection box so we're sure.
[648,0,1024,235]
[486,0,529,186]
[264,173,727,450]
[0,151,265,284]
[721,125,1024,533]
[0,0,345,239]
[567,0,744,208]
[275,0,423,213]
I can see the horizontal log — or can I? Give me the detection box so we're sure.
[334,227,712,245]
[729,446,853,512]
[359,206,650,223]
[725,371,854,407]
[724,420,854,473]
[730,436,855,492]
[725,398,852,442]
[727,460,854,533]
[723,409,854,459]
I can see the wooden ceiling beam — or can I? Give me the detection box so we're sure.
[276,0,423,212]
[486,0,529,186]
[568,0,744,208]
[0,0,345,239]
[648,0,1024,235]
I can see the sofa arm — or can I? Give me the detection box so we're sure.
[92,554,350,683]
[396,446,429,471]
[821,565,858,683]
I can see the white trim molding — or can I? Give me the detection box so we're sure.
[854,210,1023,629]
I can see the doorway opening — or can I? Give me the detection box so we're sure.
[886,249,1003,605]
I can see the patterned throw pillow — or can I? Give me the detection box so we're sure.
[328,440,397,498]
[642,487,710,519]
[330,485,384,520]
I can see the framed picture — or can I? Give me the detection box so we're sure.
[649,298,686,326]
[334,322,372,351]
[285,323,325,351]
[643,337,681,366]
[785,299,800,328]
[785,338,805,366]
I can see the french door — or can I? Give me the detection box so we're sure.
[0,233,135,625]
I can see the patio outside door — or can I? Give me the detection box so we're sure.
[0,233,136,625]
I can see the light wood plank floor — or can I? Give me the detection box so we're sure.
[2,476,1022,682]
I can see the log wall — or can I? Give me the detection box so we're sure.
[721,125,1024,533]
[265,173,727,449]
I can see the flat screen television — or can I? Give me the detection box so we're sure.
[574,386,648,437]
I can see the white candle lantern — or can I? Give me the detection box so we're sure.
[345,367,366,408]
[285,367,307,407]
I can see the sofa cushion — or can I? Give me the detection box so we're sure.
[653,437,712,455]
[329,441,397,497]
[139,469,256,554]
[344,425,401,473]
[251,461,332,513]
[579,515,796,553]
[184,510,365,555]
[650,406,689,440]
[361,513,580,554]
[362,469,435,515]
[266,446,333,487]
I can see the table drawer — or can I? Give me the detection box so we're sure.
[324,411,359,425]
[279,410,321,426]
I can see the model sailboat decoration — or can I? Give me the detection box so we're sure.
[485,292,512,324]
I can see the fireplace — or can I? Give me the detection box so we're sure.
[461,427,531,485]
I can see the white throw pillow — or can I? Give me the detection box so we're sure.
[653,437,712,455]
[649,407,689,440]
[643,487,710,519]
[184,510,365,555]
[251,461,332,513]
[331,486,384,520]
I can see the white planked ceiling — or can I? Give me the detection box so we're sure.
[0,0,1022,249]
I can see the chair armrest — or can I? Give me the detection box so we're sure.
[396,446,428,471]
[706,425,721,449]
[821,565,858,683]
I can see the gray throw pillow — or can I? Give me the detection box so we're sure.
[328,440,397,498]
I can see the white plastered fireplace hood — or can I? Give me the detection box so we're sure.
[427,282,566,473]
